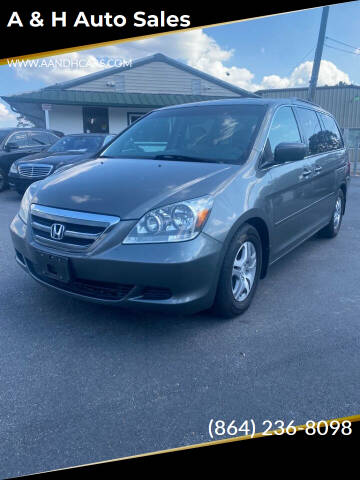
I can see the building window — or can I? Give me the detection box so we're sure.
[83,107,109,133]
[127,112,146,125]
[191,79,201,95]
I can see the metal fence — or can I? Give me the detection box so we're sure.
[348,148,360,176]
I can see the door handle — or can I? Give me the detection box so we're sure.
[314,166,322,173]
[302,168,312,177]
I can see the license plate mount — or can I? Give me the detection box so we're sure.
[35,251,71,283]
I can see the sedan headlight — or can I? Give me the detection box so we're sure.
[123,196,214,244]
[18,184,36,224]
[9,163,18,174]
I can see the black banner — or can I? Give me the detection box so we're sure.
[0,2,347,60]
[11,418,360,478]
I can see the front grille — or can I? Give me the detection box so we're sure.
[70,279,133,300]
[18,164,53,178]
[27,260,133,300]
[30,204,119,252]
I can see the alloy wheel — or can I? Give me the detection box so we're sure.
[231,241,257,302]
[333,195,342,231]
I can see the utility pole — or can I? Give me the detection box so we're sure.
[307,6,330,102]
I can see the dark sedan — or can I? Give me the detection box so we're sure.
[8,133,115,194]
[0,128,61,191]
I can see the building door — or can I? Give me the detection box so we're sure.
[83,107,109,133]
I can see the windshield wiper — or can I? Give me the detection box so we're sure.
[154,154,219,163]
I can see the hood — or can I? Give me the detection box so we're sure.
[16,151,92,167]
[32,157,240,219]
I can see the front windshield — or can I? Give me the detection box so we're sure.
[48,135,105,153]
[101,104,266,164]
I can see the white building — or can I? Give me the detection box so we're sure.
[3,53,256,135]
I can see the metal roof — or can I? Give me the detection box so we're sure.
[2,90,235,108]
[1,53,258,111]
[3,92,329,111]
[257,84,360,94]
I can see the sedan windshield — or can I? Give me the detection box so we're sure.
[48,135,106,153]
[101,104,266,164]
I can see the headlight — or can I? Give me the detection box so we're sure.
[18,184,36,224]
[9,163,18,174]
[123,195,213,244]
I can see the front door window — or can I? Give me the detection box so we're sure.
[263,106,301,164]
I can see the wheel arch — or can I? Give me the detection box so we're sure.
[339,183,347,214]
[223,210,271,279]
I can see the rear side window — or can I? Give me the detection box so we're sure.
[296,107,323,155]
[320,114,344,150]
[29,132,50,146]
[47,133,60,144]
[263,106,301,163]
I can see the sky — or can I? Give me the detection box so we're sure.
[1,1,360,127]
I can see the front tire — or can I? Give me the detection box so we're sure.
[318,189,344,238]
[213,223,262,318]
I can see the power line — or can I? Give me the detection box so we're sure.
[326,36,360,52]
[285,46,315,77]
[324,43,360,56]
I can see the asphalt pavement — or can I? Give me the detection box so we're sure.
[0,179,359,478]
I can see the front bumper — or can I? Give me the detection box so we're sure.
[10,214,224,314]
[8,173,38,192]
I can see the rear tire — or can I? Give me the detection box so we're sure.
[0,167,7,192]
[213,223,262,318]
[318,189,344,238]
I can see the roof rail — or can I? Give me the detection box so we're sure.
[291,97,322,108]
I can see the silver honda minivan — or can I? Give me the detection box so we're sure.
[10,98,350,317]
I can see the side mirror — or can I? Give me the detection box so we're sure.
[274,142,307,164]
[4,142,19,152]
